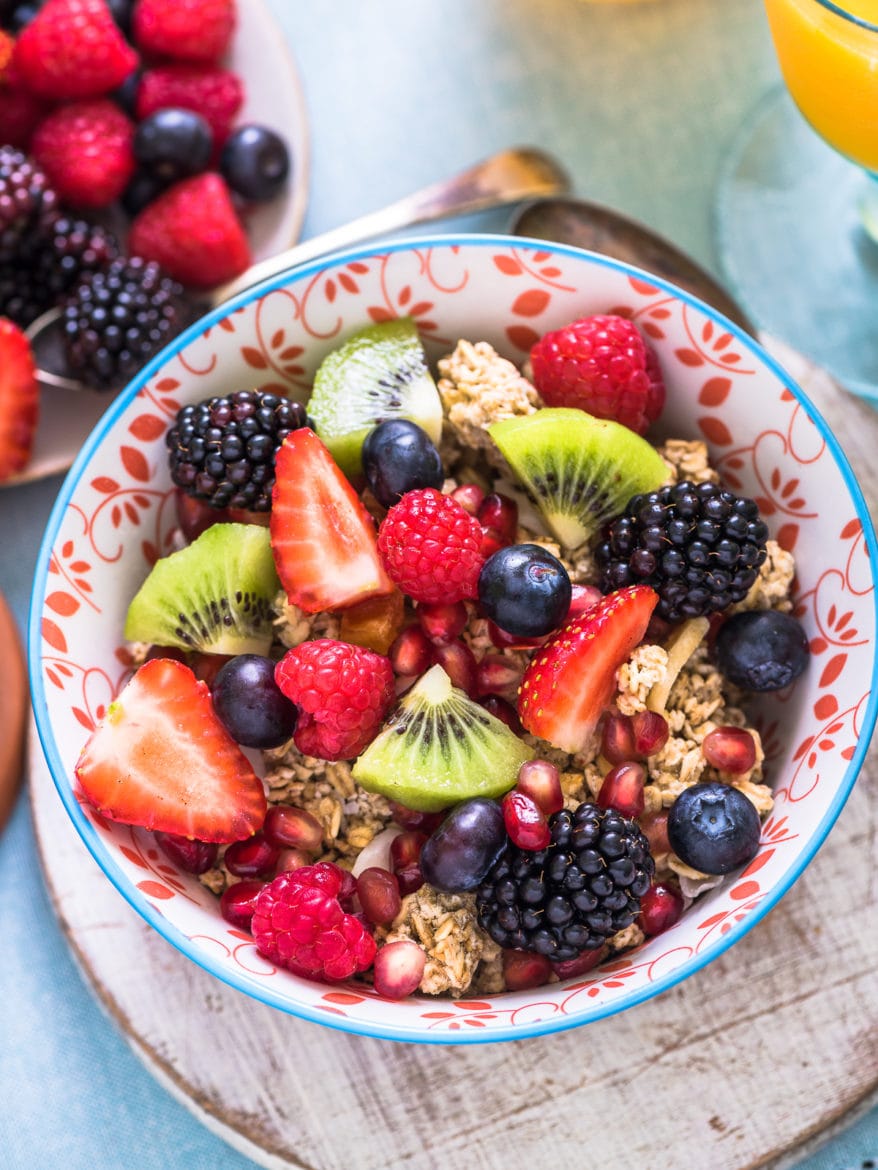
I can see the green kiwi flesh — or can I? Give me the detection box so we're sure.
[124,523,281,655]
[307,317,443,476]
[352,664,533,812]
[489,407,668,549]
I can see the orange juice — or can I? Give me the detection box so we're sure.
[764,0,878,170]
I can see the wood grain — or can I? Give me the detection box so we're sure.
[29,344,878,1170]
[0,590,27,833]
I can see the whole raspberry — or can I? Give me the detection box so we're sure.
[530,314,666,436]
[30,99,135,209]
[274,639,395,762]
[0,34,49,148]
[13,0,138,100]
[132,0,236,64]
[251,864,376,982]
[136,63,244,148]
[377,487,485,604]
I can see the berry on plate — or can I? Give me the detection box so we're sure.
[132,0,237,64]
[270,427,394,613]
[518,584,659,753]
[31,98,135,208]
[0,317,39,481]
[135,63,244,148]
[74,656,268,843]
[13,0,138,100]
[529,314,665,436]
[0,35,48,147]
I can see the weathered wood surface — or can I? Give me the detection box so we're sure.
[29,344,878,1170]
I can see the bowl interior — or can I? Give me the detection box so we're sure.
[30,235,878,1042]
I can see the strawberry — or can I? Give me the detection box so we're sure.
[13,0,138,101]
[517,585,659,753]
[127,172,250,288]
[0,318,39,481]
[31,99,135,209]
[132,0,236,64]
[270,428,394,614]
[74,657,267,843]
[136,63,244,147]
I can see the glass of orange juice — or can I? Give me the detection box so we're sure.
[716,0,878,401]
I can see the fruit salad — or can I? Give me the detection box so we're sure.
[74,312,810,1000]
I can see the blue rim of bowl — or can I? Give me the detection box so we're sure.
[29,232,878,1045]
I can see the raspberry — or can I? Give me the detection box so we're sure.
[127,171,250,288]
[377,487,485,605]
[251,864,376,982]
[529,314,666,436]
[136,64,244,148]
[274,639,395,762]
[13,0,138,101]
[31,99,135,209]
[0,35,49,148]
[132,0,236,64]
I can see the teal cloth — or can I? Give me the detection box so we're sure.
[1,0,875,1166]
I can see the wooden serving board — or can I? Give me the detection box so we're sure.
[29,344,878,1170]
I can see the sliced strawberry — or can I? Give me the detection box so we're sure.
[517,585,658,753]
[0,318,39,482]
[74,657,267,843]
[270,428,394,613]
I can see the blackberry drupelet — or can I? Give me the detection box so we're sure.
[476,801,655,961]
[0,145,58,262]
[62,255,192,390]
[595,479,769,623]
[167,389,310,512]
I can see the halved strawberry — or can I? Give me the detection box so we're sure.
[74,657,267,843]
[0,318,39,482]
[270,428,394,613]
[517,585,659,753]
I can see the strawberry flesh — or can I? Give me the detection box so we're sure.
[0,319,39,481]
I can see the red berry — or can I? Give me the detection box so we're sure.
[356,867,401,925]
[431,639,478,696]
[14,0,138,100]
[640,809,671,857]
[0,43,49,148]
[174,487,229,542]
[372,940,426,999]
[567,583,602,620]
[389,625,433,678]
[631,710,669,757]
[0,319,38,482]
[638,882,684,937]
[502,789,551,851]
[390,830,426,895]
[275,847,311,875]
[154,831,218,874]
[136,63,244,147]
[377,487,485,605]
[449,483,484,515]
[30,99,135,208]
[486,621,548,652]
[388,803,445,834]
[477,492,518,545]
[597,761,646,819]
[220,878,264,928]
[601,712,636,765]
[132,0,236,64]
[475,654,522,701]
[224,832,280,878]
[702,726,757,774]
[274,639,395,762]
[263,805,324,854]
[551,945,607,980]
[515,759,563,815]
[530,314,665,435]
[503,949,552,991]
[188,651,232,688]
[417,600,468,644]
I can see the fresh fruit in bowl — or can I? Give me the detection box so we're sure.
[30,235,877,1043]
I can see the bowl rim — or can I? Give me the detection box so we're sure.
[28,231,878,1044]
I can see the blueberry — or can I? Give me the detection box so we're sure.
[667,782,760,875]
[361,418,443,508]
[105,0,134,34]
[420,798,507,892]
[219,124,291,202]
[715,609,809,691]
[212,654,298,749]
[113,68,141,119]
[121,169,170,217]
[133,108,214,182]
[478,543,572,637]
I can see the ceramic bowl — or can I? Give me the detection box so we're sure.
[29,234,878,1043]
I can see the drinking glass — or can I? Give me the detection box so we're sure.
[716,0,878,402]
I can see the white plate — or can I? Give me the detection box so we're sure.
[4,0,310,489]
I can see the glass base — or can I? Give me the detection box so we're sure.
[715,86,878,405]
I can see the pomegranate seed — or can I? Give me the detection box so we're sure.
[145,644,188,666]
[395,864,424,896]
[597,761,646,818]
[480,694,523,734]
[567,583,602,620]
[219,879,264,928]
[226,507,270,527]
[356,866,402,925]
[389,802,445,833]
[503,949,552,991]
[417,600,468,644]
[551,945,607,980]
[189,652,232,688]
[479,526,507,560]
[502,789,551,850]
[486,620,548,651]
[336,867,358,910]
[475,653,522,700]
[390,830,426,895]
[450,483,485,515]
[516,759,563,815]
[154,831,218,874]
[224,832,280,878]
[174,488,227,542]
[263,805,324,854]
[600,712,636,765]
[645,613,674,644]
[275,847,311,874]
[432,639,478,695]
[702,726,757,774]
[640,809,671,856]
[372,939,426,998]
[631,710,669,757]
[389,626,433,677]
[477,492,518,544]
[638,882,684,936]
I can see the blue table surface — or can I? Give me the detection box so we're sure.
[1,1,876,1167]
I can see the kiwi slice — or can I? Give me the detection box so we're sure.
[307,317,443,476]
[124,523,281,655]
[352,664,533,812]
[489,407,669,550]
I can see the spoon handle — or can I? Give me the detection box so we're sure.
[212,146,571,305]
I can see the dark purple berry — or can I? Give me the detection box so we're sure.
[419,798,507,893]
[133,108,213,182]
[478,543,571,637]
[667,782,760,875]
[212,654,298,749]
[361,418,444,508]
[220,124,290,202]
[714,609,809,691]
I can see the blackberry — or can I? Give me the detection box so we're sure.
[595,480,770,623]
[476,802,654,961]
[62,256,193,391]
[0,145,58,262]
[167,389,310,512]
